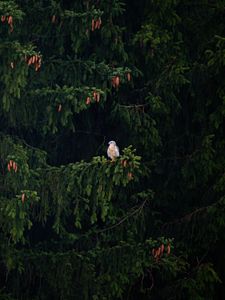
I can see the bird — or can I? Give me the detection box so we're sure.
[107,141,120,161]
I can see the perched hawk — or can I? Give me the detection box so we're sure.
[107,141,120,161]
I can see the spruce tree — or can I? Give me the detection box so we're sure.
[0,1,178,299]
[1,0,225,299]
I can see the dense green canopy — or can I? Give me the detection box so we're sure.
[0,0,225,299]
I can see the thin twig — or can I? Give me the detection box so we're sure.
[98,199,148,233]
[147,268,154,291]
[162,205,210,230]
[118,103,149,109]
[96,135,106,155]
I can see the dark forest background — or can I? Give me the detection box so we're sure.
[0,0,225,299]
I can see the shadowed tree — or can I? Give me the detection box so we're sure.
[0,0,225,299]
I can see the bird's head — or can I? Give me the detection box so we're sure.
[108,141,116,145]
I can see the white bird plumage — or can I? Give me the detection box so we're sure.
[107,141,120,160]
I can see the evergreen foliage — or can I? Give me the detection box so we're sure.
[0,0,225,299]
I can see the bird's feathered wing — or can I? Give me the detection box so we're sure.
[107,147,111,158]
[115,145,119,157]
[107,144,120,160]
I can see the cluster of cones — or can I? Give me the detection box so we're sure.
[152,243,171,261]
[112,72,131,88]
[120,160,134,180]
[121,159,129,167]
[1,15,13,32]
[7,161,26,203]
[50,15,102,31]
[7,160,18,172]
[91,17,102,31]
[26,55,42,71]
[86,91,101,105]
[111,76,120,88]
